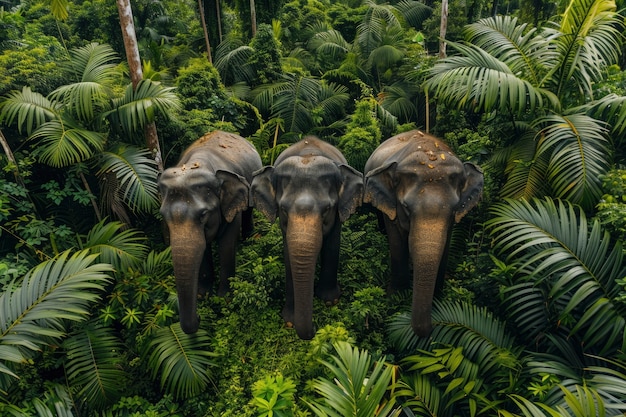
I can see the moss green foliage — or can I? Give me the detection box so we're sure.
[248,23,284,85]
[338,97,382,172]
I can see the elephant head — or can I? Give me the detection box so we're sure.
[364,130,483,337]
[159,166,250,333]
[251,153,363,339]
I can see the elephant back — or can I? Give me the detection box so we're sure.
[176,130,262,181]
[275,136,348,166]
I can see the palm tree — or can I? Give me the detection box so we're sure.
[0,43,179,223]
[424,0,625,211]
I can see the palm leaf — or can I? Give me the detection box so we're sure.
[97,145,160,213]
[64,43,120,85]
[307,341,399,417]
[465,15,558,89]
[394,0,432,27]
[496,128,551,201]
[63,323,126,409]
[0,250,111,379]
[49,43,120,123]
[48,0,69,20]
[31,118,106,167]
[108,79,180,138]
[486,198,626,354]
[580,94,626,135]
[534,113,611,210]
[145,323,217,400]
[309,29,352,60]
[82,220,149,273]
[425,41,547,116]
[549,0,622,98]
[389,301,519,380]
[0,87,59,135]
[214,37,255,85]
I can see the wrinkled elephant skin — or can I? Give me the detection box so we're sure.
[158,131,262,334]
[364,130,484,337]
[250,136,364,340]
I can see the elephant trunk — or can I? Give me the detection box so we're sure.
[409,217,451,337]
[286,215,323,340]
[169,228,205,334]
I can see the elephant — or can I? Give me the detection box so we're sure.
[250,136,364,340]
[158,130,262,334]
[364,130,483,337]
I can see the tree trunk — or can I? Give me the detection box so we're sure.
[116,0,163,172]
[198,0,213,63]
[216,0,223,43]
[439,0,448,59]
[250,0,257,37]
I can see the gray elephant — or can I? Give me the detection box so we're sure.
[158,130,262,334]
[250,137,363,340]
[364,130,483,337]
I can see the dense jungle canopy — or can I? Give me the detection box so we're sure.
[1,0,626,415]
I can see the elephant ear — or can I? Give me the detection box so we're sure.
[455,162,484,223]
[250,166,278,223]
[216,170,250,223]
[337,164,364,222]
[364,162,397,221]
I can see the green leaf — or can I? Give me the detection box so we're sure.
[145,323,217,400]
[0,250,111,379]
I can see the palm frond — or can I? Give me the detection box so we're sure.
[0,250,111,379]
[145,323,217,400]
[0,87,59,135]
[464,15,554,86]
[214,40,255,85]
[580,94,626,135]
[535,113,611,211]
[108,79,180,138]
[315,81,350,126]
[49,82,112,124]
[309,29,352,60]
[550,0,622,98]
[380,82,420,123]
[307,341,399,417]
[425,41,548,116]
[82,219,149,273]
[63,323,126,409]
[486,198,626,353]
[97,145,160,213]
[64,43,120,85]
[394,0,432,28]
[497,129,551,201]
[389,301,519,380]
[48,0,69,20]
[31,118,106,167]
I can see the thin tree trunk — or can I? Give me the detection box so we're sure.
[198,0,213,63]
[0,129,26,189]
[216,0,223,43]
[439,0,448,59]
[117,0,163,172]
[250,0,257,37]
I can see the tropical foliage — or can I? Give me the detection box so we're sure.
[1,0,625,415]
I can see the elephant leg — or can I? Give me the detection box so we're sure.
[282,237,295,326]
[384,216,410,292]
[241,207,254,239]
[198,244,214,297]
[216,213,242,296]
[316,219,341,305]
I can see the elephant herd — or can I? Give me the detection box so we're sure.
[158,130,484,340]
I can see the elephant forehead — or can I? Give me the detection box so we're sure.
[398,149,463,178]
[277,155,339,175]
[160,167,220,190]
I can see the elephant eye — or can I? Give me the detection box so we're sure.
[199,209,209,221]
